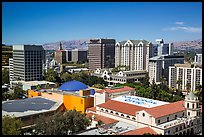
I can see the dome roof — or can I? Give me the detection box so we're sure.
[186,92,197,100]
[90,89,95,95]
[58,80,88,92]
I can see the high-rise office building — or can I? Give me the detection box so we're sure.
[149,39,174,58]
[88,39,115,70]
[54,42,66,64]
[11,45,45,81]
[65,49,72,62]
[115,40,151,71]
[148,55,184,84]
[194,54,202,65]
[71,49,88,63]
[169,63,202,91]
[148,56,163,84]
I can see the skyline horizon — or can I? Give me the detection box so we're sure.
[3,2,202,45]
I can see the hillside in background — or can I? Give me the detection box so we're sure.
[42,39,88,50]
[42,39,202,51]
[172,39,202,51]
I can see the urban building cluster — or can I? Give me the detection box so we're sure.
[3,37,202,135]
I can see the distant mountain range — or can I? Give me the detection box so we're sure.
[42,39,202,51]
[172,39,202,51]
[42,39,88,50]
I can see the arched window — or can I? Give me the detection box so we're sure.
[115,112,119,115]
[142,113,145,117]
[121,114,124,117]
[132,117,136,120]
[101,108,104,111]
[110,111,113,114]
[187,103,189,108]
[105,110,109,113]
[126,115,130,119]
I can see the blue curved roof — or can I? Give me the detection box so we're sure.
[58,80,88,92]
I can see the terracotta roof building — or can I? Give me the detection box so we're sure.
[121,127,157,135]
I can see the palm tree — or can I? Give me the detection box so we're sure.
[186,83,191,93]
[176,79,182,91]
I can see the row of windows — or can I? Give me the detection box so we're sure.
[158,113,185,124]
[100,108,136,121]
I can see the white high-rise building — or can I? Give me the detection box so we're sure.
[148,55,184,84]
[194,54,202,65]
[148,56,162,84]
[115,40,151,71]
[9,58,13,82]
[169,63,202,91]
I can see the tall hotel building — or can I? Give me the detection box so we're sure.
[169,63,202,91]
[88,39,115,70]
[115,40,151,71]
[10,45,45,81]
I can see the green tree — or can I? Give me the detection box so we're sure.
[186,83,191,93]
[14,86,24,99]
[141,73,150,88]
[44,69,58,82]
[2,68,9,84]
[34,110,91,135]
[61,72,72,83]
[2,115,23,135]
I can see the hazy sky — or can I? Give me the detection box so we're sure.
[2,2,202,45]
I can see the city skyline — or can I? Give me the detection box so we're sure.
[2,2,202,45]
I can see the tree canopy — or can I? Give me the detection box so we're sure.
[33,110,91,135]
[2,115,23,135]
[2,68,9,85]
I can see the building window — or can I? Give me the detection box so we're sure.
[175,115,177,119]
[158,120,160,124]
[188,112,190,116]
[187,103,189,108]
[180,125,182,130]
[115,112,119,115]
[192,104,194,108]
[105,110,109,113]
[101,109,104,111]
[142,113,145,117]
[121,114,124,117]
[110,111,113,114]
[167,117,169,122]
[126,115,130,119]
[191,122,193,126]
[132,117,136,120]
[183,112,185,117]
[176,127,178,132]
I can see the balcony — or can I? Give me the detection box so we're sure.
[158,117,196,129]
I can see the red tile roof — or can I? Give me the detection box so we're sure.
[86,112,118,125]
[121,127,157,135]
[144,100,185,118]
[98,100,146,116]
[96,86,134,93]
[87,107,96,112]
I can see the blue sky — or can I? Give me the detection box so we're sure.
[2,2,202,45]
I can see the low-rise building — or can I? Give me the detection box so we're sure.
[92,68,146,85]
[87,92,202,135]
[94,86,135,106]
[10,81,56,90]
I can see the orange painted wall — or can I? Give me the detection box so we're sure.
[28,90,41,98]
[63,94,94,113]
